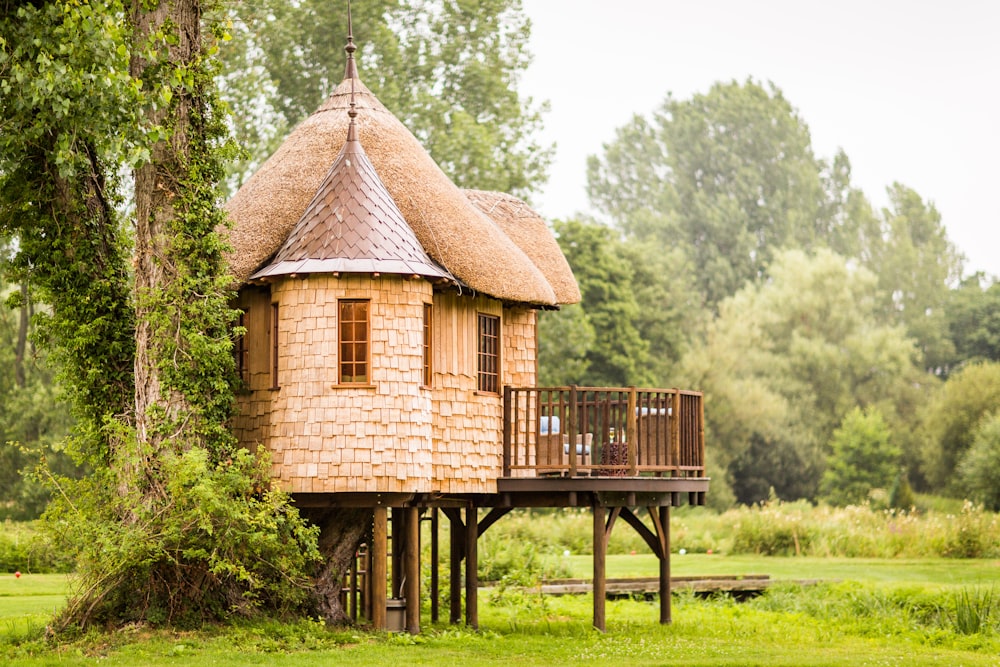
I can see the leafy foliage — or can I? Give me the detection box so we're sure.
[587,79,835,308]
[957,413,1000,511]
[681,248,927,503]
[946,274,1000,367]
[820,407,900,507]
[219,0,550,196]
[2,0,320,629]
[919,361,1000,492]
[44,449,319,627]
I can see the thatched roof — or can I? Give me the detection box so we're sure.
[225,71,575,306]
[250,115,450,282]
[464,190,581,305]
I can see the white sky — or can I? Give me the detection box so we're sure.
[519,0,1000,279]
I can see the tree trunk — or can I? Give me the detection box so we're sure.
[304,508,374,625]
[129,0,200,464]
[14,282,28,389]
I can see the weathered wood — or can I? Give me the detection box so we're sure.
[430,509,439,623]
[659,505,671,624]
[371,507,388,630]
[391,509,402,599]
[465,505,479,629]
[593,504,606,633]
[478,507,513,536]
[446,508,463,625]
[619,507,661,556]
[404,506,420,634]
[626,388,638,475]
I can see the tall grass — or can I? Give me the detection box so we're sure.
[467,501,1000,564]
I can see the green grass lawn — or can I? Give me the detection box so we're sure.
[3,557,1000,666]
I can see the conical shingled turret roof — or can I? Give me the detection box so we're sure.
[250,117,451,281]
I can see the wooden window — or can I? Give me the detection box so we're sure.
[270,303,280,389]
[477,313,500,394]
[422,303,433,387]
[234,311,249,384]
[339,299,370,384]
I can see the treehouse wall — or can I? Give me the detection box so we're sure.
[232,279,539,496]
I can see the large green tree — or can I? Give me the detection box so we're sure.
[820,407,900,507]
[587,79,841,307]
[919,361,1000,492]
[220,0,551,196]
[1,0,317,629]
[546,219,651,387]
[866,184,963,374]
[681,248,928,503]
[945,273,1000,368]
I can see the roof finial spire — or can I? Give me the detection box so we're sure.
[344,0,358,81]
[345,0,358,141]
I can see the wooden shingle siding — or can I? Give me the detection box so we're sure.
[233,281,540,495]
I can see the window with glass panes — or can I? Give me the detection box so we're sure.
[422,303,432,387]
[339,299,370,384]
[477,313,499,393]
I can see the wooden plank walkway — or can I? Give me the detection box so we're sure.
[492,575,824,600]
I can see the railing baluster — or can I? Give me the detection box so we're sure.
[627,387,638,476]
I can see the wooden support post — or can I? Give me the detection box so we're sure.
[365,541,373,622]
[372,507,388,630]
[448,510,463,624]
[659,505,671,625]
[465,504,479,629]
[349,549,358,622]
[390,509,403,599]
[404,506,420,634]
[593,504,607,632]
[430,508,439,624]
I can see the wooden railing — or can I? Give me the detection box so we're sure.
[502,386,705,478]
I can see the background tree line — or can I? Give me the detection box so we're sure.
[541,78,1000,510]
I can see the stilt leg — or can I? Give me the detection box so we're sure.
[448,510,463,624]
[404,506,420,634]
[660,505,671,625]
[593,504,607,632]
[431,508,439,624]
[372,507,388,630]
[465,504,478,629]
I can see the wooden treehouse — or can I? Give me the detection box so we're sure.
[223,28,708,633]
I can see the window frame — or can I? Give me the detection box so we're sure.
[339,298,371,385]
[270,303,280,389]
[234,310,249,385]
[476,312,500,394]
[422,303,433,388]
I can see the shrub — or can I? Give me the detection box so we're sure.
[957,413,1000,511]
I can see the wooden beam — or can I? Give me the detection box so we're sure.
[404,506,420,634]
[371,506,388,630]
[465,504,479,629]
[593,504,607,633]
[619,507,662,557]
[478,507,512,536]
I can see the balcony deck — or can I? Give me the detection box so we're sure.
[499,386,709,504]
